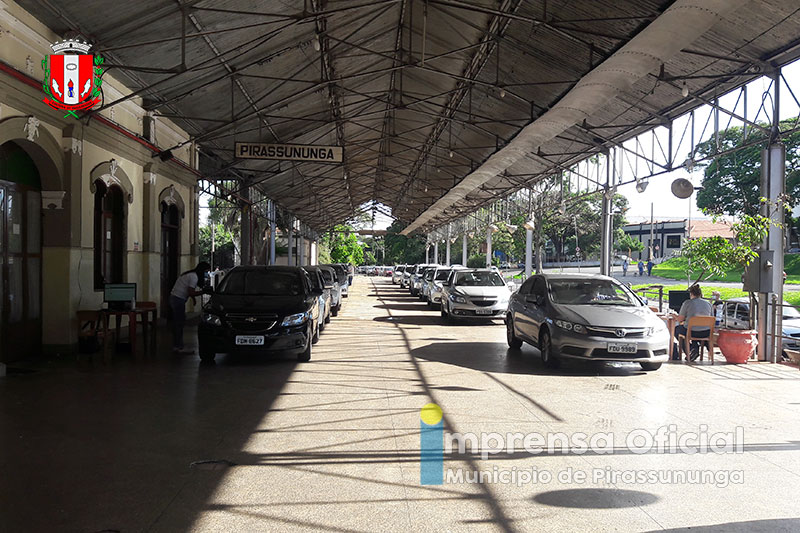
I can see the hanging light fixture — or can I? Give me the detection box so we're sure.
[499,87,506,98]
[681,81,689,98]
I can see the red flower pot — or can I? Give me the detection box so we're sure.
[716,328,758,364]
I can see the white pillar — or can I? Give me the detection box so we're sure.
[287,217,294,266]
[758,143,786,362]
[462,234,468,266]
[299,228,306,266]
[525,228,533,278]
[433,241,439,265]
[445,239,451,266]
[599,156,613,276]
[269,200,276,265]
[486,228,492,268]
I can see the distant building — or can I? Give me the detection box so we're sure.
[622,219,734,260]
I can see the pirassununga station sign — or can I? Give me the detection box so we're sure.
[235,142,343,163]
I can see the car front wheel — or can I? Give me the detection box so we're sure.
[506,317,523,349]
[199,347,215,363]
[312,322,320,344]
[640,362,662,371]
[297,341,311,362]
[539,329,559,368]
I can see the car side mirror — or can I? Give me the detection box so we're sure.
[324,284,334,290]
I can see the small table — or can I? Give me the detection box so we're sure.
[658,313,677,361]
[102,306,158,355]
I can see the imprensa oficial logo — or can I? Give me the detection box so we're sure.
[419,402,745,487]
[42,39,103,119]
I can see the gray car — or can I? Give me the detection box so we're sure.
[506,273,669,370]
[317,265,341,317]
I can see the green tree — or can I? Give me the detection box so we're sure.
[384,220,426,264]
[614,231,645,256]
[200,222,236,265]
[325,225,365,265]
[694,118,800,216]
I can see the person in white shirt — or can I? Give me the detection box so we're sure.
[170,261,210,353]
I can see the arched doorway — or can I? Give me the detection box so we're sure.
[160,202,180,319]
[93,181,126,288]
[0,141,42,362]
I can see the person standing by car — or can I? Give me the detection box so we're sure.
[170,261,211,354]
[674,284,713,360]
[347,263,355,286]
[622,257,629,276]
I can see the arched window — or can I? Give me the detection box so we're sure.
[93,181,125,288]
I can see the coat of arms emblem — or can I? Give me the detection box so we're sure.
[42,39,103,119]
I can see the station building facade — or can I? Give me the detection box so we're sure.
[0,1,200,362]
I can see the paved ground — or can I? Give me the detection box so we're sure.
[2,277,800,531]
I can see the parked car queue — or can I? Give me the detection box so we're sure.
[393,264,670,371]
[197,263,353,363]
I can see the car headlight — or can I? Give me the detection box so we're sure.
[555,319,586,334]
[202,313,222,327]
[281,312,309,327]
[449,293,467,304]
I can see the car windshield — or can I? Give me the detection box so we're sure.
[320,270,334,283]
[782,304,800,319]
[435,270,450,281]
[549,279,638,306]
[424,270,435,281]
[218,270,303,296]
[454,271,505,287]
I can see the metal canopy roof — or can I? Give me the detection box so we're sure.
[18,0,800,232]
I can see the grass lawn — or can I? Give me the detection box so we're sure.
[632,283,800,309]
[652,255,800,284]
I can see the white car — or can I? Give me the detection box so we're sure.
[440,269,513,320]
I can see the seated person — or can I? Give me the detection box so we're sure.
[674,284,713,361]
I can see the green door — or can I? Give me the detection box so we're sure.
[0,142,42,363]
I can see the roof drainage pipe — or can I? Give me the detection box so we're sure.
[400,0,750,235]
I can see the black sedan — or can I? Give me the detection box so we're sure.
[198,266,322,362]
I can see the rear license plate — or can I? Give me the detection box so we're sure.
[607,342,637,354]
[475,309,493,315]
[236,335,265,346]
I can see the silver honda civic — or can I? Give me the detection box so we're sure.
[506,273,669,371]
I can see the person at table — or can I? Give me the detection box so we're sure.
[674,283,713,361]
[170,261,211,354]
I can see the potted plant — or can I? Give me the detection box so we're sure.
[681,206,775,363]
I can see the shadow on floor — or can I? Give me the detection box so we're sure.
[0,321,299,532]
[373,315,504,327]
[645,518,800,532]
[533,488,659,508]
[410,341,649,376]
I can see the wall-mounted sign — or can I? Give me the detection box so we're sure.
[235,142,343,163]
